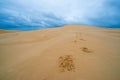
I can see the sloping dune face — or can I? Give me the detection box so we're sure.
[0,30,19,34]
[0,25,120,80]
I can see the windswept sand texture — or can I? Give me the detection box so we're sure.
[0,25,120,80]
[0,30,19,34]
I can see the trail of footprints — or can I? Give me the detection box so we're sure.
[58,32,93,72]
[74,31,93,53]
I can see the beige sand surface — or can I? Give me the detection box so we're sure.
[0,25,120,80]
[0,30,19,34]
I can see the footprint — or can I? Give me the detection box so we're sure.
[79,38,86,41]
[58,55,75,72]
[73,40,78,43]
[75,32,86,41]
[80,47,93,53]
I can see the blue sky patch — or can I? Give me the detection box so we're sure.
[0,0,120,30]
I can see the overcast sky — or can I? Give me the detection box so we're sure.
[0,0,120,30]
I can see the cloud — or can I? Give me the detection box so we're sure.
[0,0,120,30]
[86,0,120,28]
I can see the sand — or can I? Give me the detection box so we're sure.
[0,30,19,34]
[0,25,120,80]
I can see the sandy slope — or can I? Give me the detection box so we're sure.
[0,30,19,34]
[0,25,120,80]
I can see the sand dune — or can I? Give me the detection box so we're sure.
[0,30,19,34]
[0,25,120,80]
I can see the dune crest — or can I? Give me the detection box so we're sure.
[0,25,120,80]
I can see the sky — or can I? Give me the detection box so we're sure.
[0,0,120,30]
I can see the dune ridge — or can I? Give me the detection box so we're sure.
[0,25,120,80]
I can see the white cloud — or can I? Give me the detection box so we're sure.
[4,0,106,18]
[0,0,119,30]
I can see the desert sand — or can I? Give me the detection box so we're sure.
[0,30,19,34]
[0,25,120,80]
